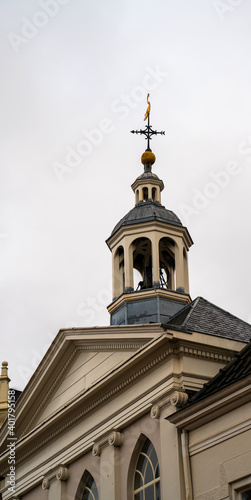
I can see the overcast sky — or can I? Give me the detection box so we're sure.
[1,0,251,390]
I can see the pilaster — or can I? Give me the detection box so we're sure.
[0,362,10,428]
[92,430,124,500]
[42,465,69,500]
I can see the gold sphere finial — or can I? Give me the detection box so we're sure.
[141,150,156,166]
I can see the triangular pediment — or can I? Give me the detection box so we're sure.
[9,324,164,439]
[34,347,137,428]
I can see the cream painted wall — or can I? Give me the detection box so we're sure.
[36,349,135,425]
[189,405,251,499]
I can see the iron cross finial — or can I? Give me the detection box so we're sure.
[131,94,165,151]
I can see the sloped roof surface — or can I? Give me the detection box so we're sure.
[167,296,251,342]
[190,340,251,402]
[135,172,160,180]
[111,200,182,236]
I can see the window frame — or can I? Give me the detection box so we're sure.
[230,475,251,499]
[133,437,161,499]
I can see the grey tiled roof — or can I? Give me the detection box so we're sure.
[190,340,251,402]
[111,201,182,236]
[166,296,251,342]
[135,172,160,180]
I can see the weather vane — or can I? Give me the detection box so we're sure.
[131,94,165,151]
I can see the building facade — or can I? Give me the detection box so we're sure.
[0,100,250,500]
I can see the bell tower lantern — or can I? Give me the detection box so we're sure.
[106,95,193,325]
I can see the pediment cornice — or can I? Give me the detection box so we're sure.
[0,333,239,473]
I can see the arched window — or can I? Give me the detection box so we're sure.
[136,189,139,204]
[142,187,148,201]
[82,474,98,500]
[133,438,161,499]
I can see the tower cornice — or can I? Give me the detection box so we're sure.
[106,218,193,251]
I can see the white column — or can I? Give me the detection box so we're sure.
[175,241,184,290]
[124,243,134,290]
[183,250,189,294]
[152,236,160,285]
[112,249,118,300]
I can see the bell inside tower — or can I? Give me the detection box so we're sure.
[132,238,152,290]
[159,238,175,290]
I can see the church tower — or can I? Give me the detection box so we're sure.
[107,95,193,325]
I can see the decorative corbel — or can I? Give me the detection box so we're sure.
[42,465,69,490]
[150,395,170,419]
[108,431,124,447]
[170,391,188,408]
[92,430,124,456]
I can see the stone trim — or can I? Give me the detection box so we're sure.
[13,348,171,465]
[178,345,233,362]
[22,343,143,436]
[170,391,189,408]
[12,343,233,465]
[190,418,251,456]
[78,343,144,350]
[42,465,69,490]
[151,391,188,418]
[22,349,77,436]
[92,430,124,457]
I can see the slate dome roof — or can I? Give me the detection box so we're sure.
[111,200,182,236]
[135,171,160,180]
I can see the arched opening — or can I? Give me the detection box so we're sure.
[132,237,152,290]
[142,187,148,201]
[82,475,98,500]
[159,238,176,290]
[136,189,139,204]
[152,187,157,201]
[75,471,99,500]
[113,246,125,298]
[133,268,143,291]
[133,438,161,499]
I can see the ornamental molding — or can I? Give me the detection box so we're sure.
[22,342,143,436]
[177,345,233,363]
[151,391,188,418]
[22,348,77,437]
[42,465,69,490]
[77,342,143,351]
[170,391,189,408]
[12,341,233,465]
[92,430,124,457]
[108,430,124,447]
[14,347,172,464]
[189,417,251,456]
